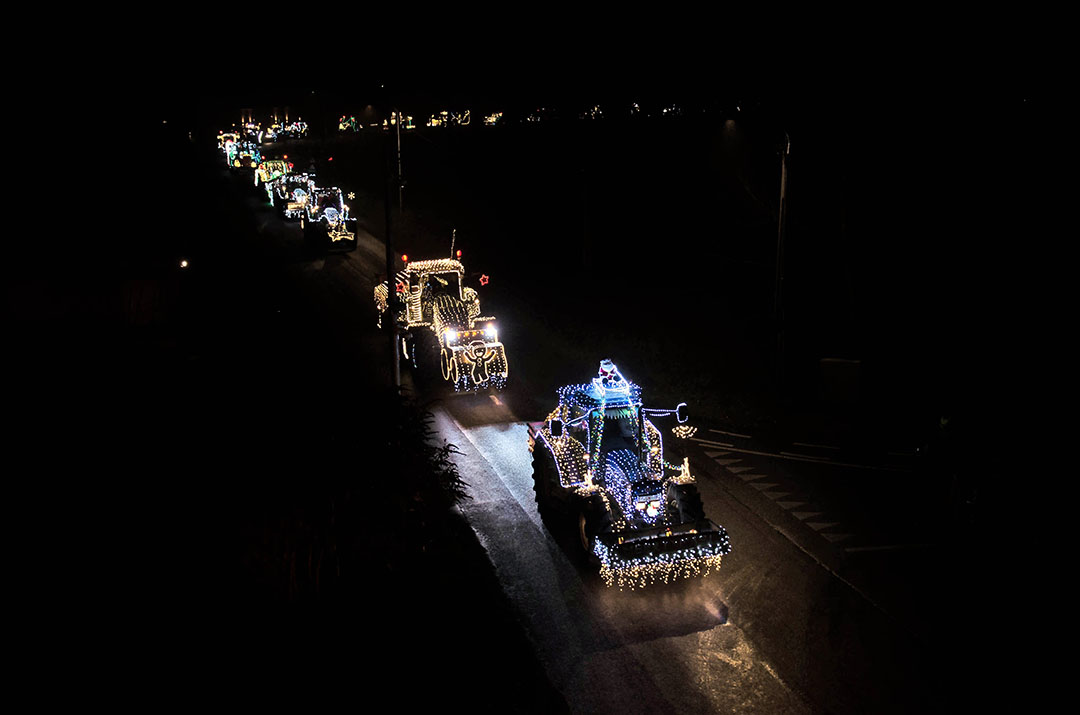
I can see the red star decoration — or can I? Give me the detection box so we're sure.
[396,280,407,293]
[479,274,490,286]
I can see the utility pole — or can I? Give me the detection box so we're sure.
[395,109,404,214]
[774,133,790,391]
[385,103,400,390]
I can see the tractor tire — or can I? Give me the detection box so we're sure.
[413,332,440,382]
[571,491,612,566]
[402,335,417,369]
[668,482,706,524]
[440,347,452,381]
[531,446,561,525]
[448,353,460,386]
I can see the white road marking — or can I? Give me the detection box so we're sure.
[794,441,839,450]
[691,440,912,473]
[780,451,833,462]
[693,437,735,449]
[845,544,933,553]
[709,427,752,439]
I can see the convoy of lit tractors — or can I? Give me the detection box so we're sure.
[215,118,730,589]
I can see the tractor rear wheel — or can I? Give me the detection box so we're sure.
[571,492,612,565]
[668,482,706,524]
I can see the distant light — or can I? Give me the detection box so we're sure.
[179,259,189,268]
[328,156,333,161]
[283,154,288,159]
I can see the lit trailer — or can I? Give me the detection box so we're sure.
[374,257,508,391]
[528,360,731,589]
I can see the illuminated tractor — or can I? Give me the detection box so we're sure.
[302,186,356,253]
[270,173,316,219]
[281,120,308,139]
[242,122,263,143]
[527,360,731,589]
[373,258,508,391]
[253,159,293,200]
[217,131,239,154]
[228,140,261,173]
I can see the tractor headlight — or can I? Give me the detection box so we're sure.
[483,323,497,340]
[635,496,663,518]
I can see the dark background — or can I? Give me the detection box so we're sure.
[6,31,1058,706]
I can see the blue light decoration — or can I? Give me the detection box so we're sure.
[527,360,732,589]
[374,257,508,392]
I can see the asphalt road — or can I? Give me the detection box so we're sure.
[207,158,936,713]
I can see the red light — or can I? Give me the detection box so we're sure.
[401,254,408,262]
[456,250,462,257]
[283,154,288,159]
[479,274,490,286]
[328,156,333,161]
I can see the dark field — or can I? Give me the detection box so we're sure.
[278,102,978,448]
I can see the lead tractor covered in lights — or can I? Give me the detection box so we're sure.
[374,258,508,392]
[302,186,356,252]
[528,360,731,589]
